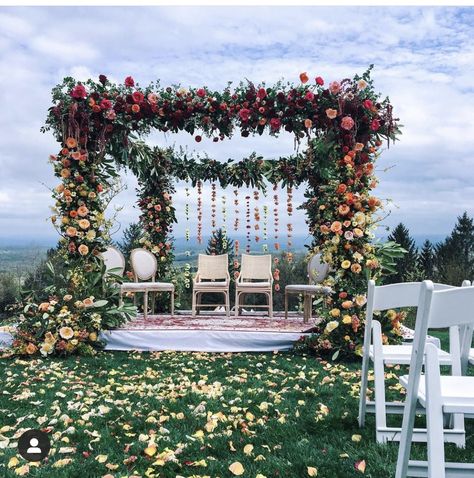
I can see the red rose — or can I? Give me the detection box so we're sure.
[257,87,267,99]
[270,118,281,131]
[195,135,202,142]
[71,84,87,99]
[196,88,206,98]
[100,98,112,110]
[239,108,251,122]
[363,99,373,109]
[124,76,135,87]
[315,76,324,86]
[305,91,315,101]
[132,91,144,103]
[99,74,107,85]
[370,119,380,131]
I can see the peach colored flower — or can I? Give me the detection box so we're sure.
[63,294,73,302]
[38,302,50,312]
[342,300,354,309]
[299,72,309,83]
[131,104,140,113]
[353,228,364,238]
[66,226,77,237]
[83,297,94,307]
[341,116,355,130]
[78,244,89,256]
[147,93,158,104]
[351,263,362,274]
[78,219,90,230]
[354,142,364,151]
[26,343,37,355]
[325,108,338,120]
[304,119,312,128]
[71,151,81,161]
[77,206,89,217]
[59,326,74,340]
[338,204,350,216]
[357,79,368,90]
[60,169,71,179]
[329,81,341,94]
[66,137,77,149]
[330,221,342,233]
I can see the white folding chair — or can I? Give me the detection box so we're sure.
[121,248,174,319]
[192,254,230,317]
[396,281,474,478]
[358,280,466,445]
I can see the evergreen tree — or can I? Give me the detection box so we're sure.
[206,228,234,256]
[434,212,474,285]
[418,239,435,279]
[385,223,418,283]
[117,222,144,259]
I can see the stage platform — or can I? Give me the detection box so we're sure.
[102,313,318,352]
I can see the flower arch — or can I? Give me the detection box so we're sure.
[13,67,400,358]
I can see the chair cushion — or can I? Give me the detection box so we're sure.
[399,375,474,413]
[121,282,174,292]
[370,344,452,366]
[469,348,474,365]
[285,284,332,294]
[237,282,271,289]
[194,281,229,289]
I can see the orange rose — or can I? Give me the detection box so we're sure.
[326,108,337,119]
[55,184,65,193]
[338,204,350,215]
[26,343,37,355]
[330,221,342,233]
[351,263,362,274]
[61,148,69,156]
[78,244,89,256]
[342,300,354,309]
[71,151,81,160]
[69,210,78,218]
[77,206,89,217]
[132,104,140,113]
[304,119,312,128]
[320,225,330,234]
[60,168,71,179]
[78,219,90,230]
[38,302,50,312]
[336,184,347,194]
[66,137,77,149]
[66,226,77,237]
[299,72,309,83]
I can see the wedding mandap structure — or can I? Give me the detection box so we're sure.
[4,67,401,358]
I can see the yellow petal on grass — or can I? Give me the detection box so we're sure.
[53,458,73,468]
[243,444,254,455]
[352,434,362,442]
[96,454,108,463]
[355,460,366,473]
[229,461,245,476]
[307,466,318,476]
[8,457,19,468]
[144,444,157,457]
[256,475,267,478]
[229,441,236,451]
[14,465,29,476]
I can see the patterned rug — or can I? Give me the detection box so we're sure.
[117,314,319,333]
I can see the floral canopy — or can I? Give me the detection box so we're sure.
[12,66,400,359]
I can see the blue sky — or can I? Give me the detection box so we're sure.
[1,6,474,245]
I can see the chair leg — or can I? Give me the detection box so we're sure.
[268,289,273,318]
[358,353,370,428]
[192,290,196,317]
[284,292,288,320]
[151,291,155,316]
[170,290,174,316]
[225,291,230,317]
[143,291,148,320]
[235,290,240,317]
[373,354,388,442]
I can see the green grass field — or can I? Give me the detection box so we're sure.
[1,347,473,478]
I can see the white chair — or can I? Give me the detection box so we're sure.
[358,280,466,445]
[396,281,474,478]
[235,254,273,318]
[101,246,126,277]
[284,253,332,322]
[192,254,230,317]
[121,248,174,319]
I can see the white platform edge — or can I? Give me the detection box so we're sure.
[101,329,309,352]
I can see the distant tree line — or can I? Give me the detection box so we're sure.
[384,212,474,286]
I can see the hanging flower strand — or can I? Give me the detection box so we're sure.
[273,183,280,251]
[233,189,239,232]
[286,185,294,262]
[221,194,228,251]
[211,182,217,232]
[197,180,203,244]
[184,179,191,288]
[262,203,269,253]
[245,195,251,253]
[253,190,260,243]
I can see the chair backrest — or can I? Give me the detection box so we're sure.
[307,253,329,285]
[197,254,229,280]
[130,248,157,281]
[240,254,272,281]
[101,246,125,276]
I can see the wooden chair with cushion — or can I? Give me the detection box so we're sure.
[121,248,174,319]
[192,254,230,317]
[284,253,333,322]
[235,254,273,318]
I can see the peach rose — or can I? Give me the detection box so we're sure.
[83,297,94,307]
[351,263,362,274]
[354,142,364,151]
[325,108,338,119]
[59,326,74,340]
[26,343,37,355]
[78,219,90,230]
[330,221,342,233]
[38,302,50,312]
[342,300,353,309]
[66,137,77,148]
[338,204,350,216]
[77,206,89,217]
[353,228,364,238]
[78,244,89,256]
[60,168,71,179]
[304,118,312,129]
[66,226,77,237]
[63,294,73,302]
[341,116,355,130]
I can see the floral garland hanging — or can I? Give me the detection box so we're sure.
[286,186,294,262]
[253,190,260,243]
[273,184,280,251]
[233,189,239,233]
[184,179,191,288]
[211,182,217,232]
[262,204,269,253]
[245,195,251,253]
[221,194,228,251]
[197,180,203,244]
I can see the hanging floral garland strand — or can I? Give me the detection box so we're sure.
[273,183,280,251]
[233,189,239,232]
[221,194,228,251]
[262,203,269,253]
[184,179,191,288]
[245,195,251,253]
[211,182,217,233]
[253,190,260,243]
[286,186,294,262]
[197,180,203,244]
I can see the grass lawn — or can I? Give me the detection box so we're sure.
[1,348,474,478]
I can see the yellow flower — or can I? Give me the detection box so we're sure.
[387,309,397,320]
[354,212,366,226]
[342,315,352,324]
[329,308,340,317]
[89,332,97,342]
[40,342,54,356]
[354,295,367,307]
[353,228,364,238]
[59,326,74,340]
[341,260,351,269]
[63,294,72,302]
[324,320,339,334]
[86,230,96,241]
[44,332,56,344]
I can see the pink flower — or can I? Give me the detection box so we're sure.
[363,99,373,109]
[106,109,116,120]
[147,93,158,104]
[341,116,355,130]
[100,98,112,110]
[270,118,281,131]
[124,76,135,87]
[315,76,324,86]
[257,87,267,99]
[239,108,251,122]
[325,108,338,120]
[305,91,315,101]
[132,91,144,103]
[71,84,87,99]
[196,88,206,98]
[329,81,341,95]
[370,119,380,131]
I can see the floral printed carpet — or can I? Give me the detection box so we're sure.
[117,314,319,333]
